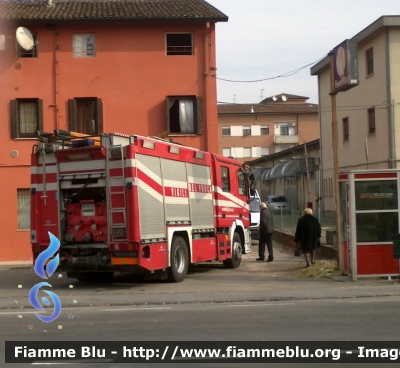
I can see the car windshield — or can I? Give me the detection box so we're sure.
[271,196,287,202]
[249,198,260,212]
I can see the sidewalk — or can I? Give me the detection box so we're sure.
[0,240,399,310]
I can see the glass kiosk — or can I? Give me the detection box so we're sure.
[338,170,400,281]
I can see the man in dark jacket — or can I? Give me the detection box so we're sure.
[294,208,321,267]
[257,202,274,262]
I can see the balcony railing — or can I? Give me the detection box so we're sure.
[274,134,299,144]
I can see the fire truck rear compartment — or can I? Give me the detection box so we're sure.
[59,179,112,268]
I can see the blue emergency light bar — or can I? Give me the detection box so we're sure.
[71,139,95,148]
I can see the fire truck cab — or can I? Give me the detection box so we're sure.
[31,131,252,282]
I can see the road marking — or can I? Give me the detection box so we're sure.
[0,311,38,315]
[349,299,400,303]
[228,303,294,307]
[100,307,171,311]
[31,363,77,365]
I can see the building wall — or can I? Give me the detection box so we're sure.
[0,20,219,261]
[389,28,400,164]
[218,111,319,164]
[316,28,397,211]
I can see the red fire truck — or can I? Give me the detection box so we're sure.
[30,131,252,282]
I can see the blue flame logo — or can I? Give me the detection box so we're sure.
[29,232,62,323]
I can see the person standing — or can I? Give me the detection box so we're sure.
[256,202,274,262]
[294,208,321,267]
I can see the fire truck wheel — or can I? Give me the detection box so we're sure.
[223,232,242,269]
[168,236,189,282]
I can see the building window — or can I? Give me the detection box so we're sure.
[261,126,269,135]
[17,189,30,230]
[243,126,251,136]
[221,166,230,192]
[368,107,375,135]
[10,99,43,138]
[166,33,193,55]
[222,127,231,136]
[17,34,38,58]
[222,148,231,157]
[73,34,96,57]
[166,96,202,134]
[280,125,289,135]
[366,48,373,76]
[243,147,251,157]
[261,147,269,156]
[68,98,103,134]
[343,117,349,142]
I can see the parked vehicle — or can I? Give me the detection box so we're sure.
[30,130,252,283]
[267,195,291,214]
[248,189,261,240]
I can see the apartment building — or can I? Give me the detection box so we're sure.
[218,94,319,164]
[0,0,227,261]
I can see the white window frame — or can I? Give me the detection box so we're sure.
[73,34,96,57]
[243,126,251,136]
[243,147,252,157]
[166,33,193,56]
[222,148,232,157]
[17,189,30,230]
[261,147,269,156]
[222,127,231,136]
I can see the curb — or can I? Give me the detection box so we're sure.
[2,292,400,310]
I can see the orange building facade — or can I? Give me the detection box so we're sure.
[218,94,319,164]
[0,0,227,261]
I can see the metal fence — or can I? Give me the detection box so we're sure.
[272,209,336,236]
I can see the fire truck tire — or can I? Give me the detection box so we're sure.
[168,236,189,282]
[223,232,242,269]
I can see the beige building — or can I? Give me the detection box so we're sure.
[218,94,319,164]
[311,16,400,212]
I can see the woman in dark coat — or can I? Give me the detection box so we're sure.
[294,208,321,267]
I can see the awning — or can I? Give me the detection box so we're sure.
[260,158,315,181]
[260,168,272,181]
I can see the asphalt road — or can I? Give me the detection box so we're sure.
[1,241,400,367]
[2,297,400,367]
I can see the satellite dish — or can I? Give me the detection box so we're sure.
[272,96,277,101]
[16,27,35,51]
[282,95,287,101]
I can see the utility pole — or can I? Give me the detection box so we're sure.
[329,51,342,269]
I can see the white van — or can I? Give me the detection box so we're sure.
[249,189,261,240]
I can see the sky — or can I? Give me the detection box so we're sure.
[208,0,400,105]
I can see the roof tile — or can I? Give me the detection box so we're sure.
[0,0,228,21]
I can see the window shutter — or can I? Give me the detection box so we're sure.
[195,96,202,135]
[37,99,43,133]
[10,100,18,138]
[96,98,103,133]
[68,99,77,131]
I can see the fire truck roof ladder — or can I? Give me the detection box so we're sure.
[106,145,128,242]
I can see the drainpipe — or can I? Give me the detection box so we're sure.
[49,28,59,129]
